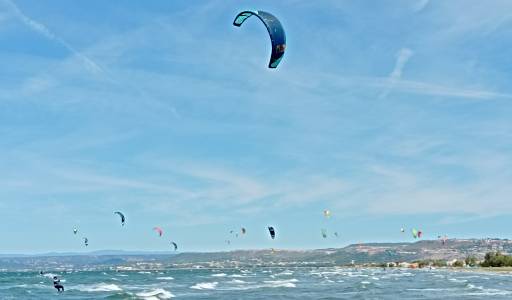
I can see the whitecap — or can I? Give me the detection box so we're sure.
[229,279,247,284]
[263,279,298,288]
[42,273,58,279]
[449,278,468,283]
[276,270,294,276]
[136,288,175,299]
[72,283,122,292]
[407,288,460,292]
[462,289,512,296]
[156,276,174,281]
[190,282,218,290]
[211,273,227,277]
[467,284,484,290]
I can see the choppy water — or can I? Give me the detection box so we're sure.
[1,267,512,299]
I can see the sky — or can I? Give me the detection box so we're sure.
[1,0,512,254]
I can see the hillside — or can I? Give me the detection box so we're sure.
[1,239,510,271]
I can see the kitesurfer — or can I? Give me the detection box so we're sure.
[53,276,64,292]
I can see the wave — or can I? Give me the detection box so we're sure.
[276,270,294,276]
[262,279,298,288]
[42,273,59,279]
[211,273,227,277]
[156,276,174,280]
[462,289,512,296]
[136,288,175,299]
[228,279,247,284]
[72,283,123,292]
[190,282,218,290]
[449,278,468,283]
[407,288,460,292]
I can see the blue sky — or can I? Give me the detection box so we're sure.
[1,0,512,254]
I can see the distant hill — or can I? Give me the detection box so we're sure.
[0,250,176,258]
[163,238,512,267]
[1,239,510,271]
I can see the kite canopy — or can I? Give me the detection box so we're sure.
[241,227,246,235]
[321,228,327,238]
[83,237,89,247]
[233,10,286,68]
[114,211,125,226]
[73,228,78,235]
[323,210,331,218]
[153,227,163,237]
[171,242,178,251]
[268,226,276,239]
[412,228,418,239]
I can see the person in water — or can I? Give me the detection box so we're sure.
[53,276,64,292]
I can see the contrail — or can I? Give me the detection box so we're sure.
[2,0,103,73]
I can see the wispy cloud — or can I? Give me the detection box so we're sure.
[379,48,414,98]
[390,48,414,80]
[2,1,512,250]
[2,0,102,73]
[379,77,512,100]
[414,0,430,12]
[316,72,512,100]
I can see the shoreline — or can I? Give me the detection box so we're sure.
[4,265,512,275]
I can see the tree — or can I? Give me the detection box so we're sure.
[465,256,477,267]
[453,260,464,267]
[481,252,512,267]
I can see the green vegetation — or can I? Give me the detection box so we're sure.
[452,260,464,267]
[481,252,512,267]
[413,259,447,268]
[465,256,477,267]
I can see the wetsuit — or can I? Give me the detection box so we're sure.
[53,278,64,292]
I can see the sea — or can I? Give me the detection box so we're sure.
[1,267,512,299]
